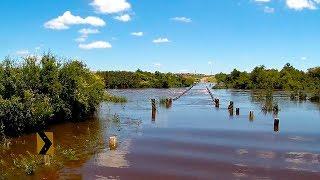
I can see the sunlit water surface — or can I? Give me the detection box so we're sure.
[2,83,320,179]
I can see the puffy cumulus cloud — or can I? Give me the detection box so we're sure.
[171,17,192,23]
[91,0,131,14]
[114,14,131,22]
[79,41,112,49]
[44,11,106,30]
[131,32,143,36]
[153,38,170,44]
[286,0,319,10]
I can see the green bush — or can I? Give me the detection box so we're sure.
[97,69,195,89]
[0,54,105,136]
[214,64,320,92]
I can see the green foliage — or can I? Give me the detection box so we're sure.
[97,69,195,89]
[103,93,127,103]
[0,54,105,136]
[159,97,167,105]
[214,64,320,95]
[57,146,78,161]
[12,151,42,175]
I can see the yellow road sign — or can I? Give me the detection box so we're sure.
[37,132,54,155]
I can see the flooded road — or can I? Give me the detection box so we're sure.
[2,83,320,179]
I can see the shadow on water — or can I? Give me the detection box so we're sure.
[1,83,320,179]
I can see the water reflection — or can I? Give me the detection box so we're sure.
[94,139,131,168]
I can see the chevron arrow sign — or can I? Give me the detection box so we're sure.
[37,132,54,155]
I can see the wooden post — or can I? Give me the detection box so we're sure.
[274,118,280,132]
[228,101,234,116]
[165,98,172,109]
[249,111,254,121]
[229,109,234,116]
[151,99,156,120]
[236,108,240,115]
[214,98,220,108]
[109,136,118,150]
[44,155,51,166]
[228,101,234,110]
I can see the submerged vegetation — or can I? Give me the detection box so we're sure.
[0,119,105,179]
[103,93,127,103]
[0,54,105,137]
[97,70,195,89]
[215,63,320,102]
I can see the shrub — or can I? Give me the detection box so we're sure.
[0,54,105,136]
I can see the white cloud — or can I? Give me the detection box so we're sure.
[16,50,30,56]
[264,6,275,13]
[44,11,106,30]
[114,14,131,22]
[131,32,143,36]
[208,61,213,65]
[153,63,162,68]
[75,28,100,42]
[255,0,271,3]
[301,57,307,60]
[79,41,112,49]
[91,0,131,14]
[171,17,192,23]
[286,0,319,10]
[153,38,170,44]
[79,28,100,35]
[75,37,87,42]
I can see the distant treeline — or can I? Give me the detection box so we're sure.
[97,70,195,89]
[0,54,105,136]
[214,63,320,101]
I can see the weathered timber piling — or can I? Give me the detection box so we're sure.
[44,155,51,166]
[165,98,173,108]
[109,136,118,150]
[214,98,220,108]
[229,109,234,116]
[249,111,254,121]
[236,108,240,115]
[274,118,280,132]
[228,101,234,110]
[151,99,156,120]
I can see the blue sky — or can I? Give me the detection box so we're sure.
[0,0,319,74]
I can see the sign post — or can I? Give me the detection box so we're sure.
[37,132,54,165]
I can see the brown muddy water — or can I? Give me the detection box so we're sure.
[1,83,320,179]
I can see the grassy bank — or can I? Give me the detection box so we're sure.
[214,63,320,101]
[0,54,105,137]
[97,70,195,89]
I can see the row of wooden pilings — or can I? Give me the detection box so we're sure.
[206,87,280,132]
[109,97,173,150]
[151,98,173,121]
